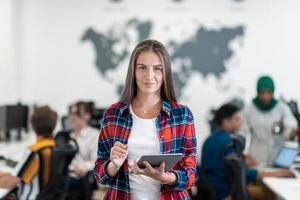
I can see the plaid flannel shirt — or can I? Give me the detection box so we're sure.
[94,100,197,200]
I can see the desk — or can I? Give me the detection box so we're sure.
[263,177,300,200]
[0,153,25,199]
[0,188,11,199]
[0,132,35,199]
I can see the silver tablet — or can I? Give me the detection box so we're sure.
[137,153,183,171]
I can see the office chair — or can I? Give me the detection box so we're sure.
[89,108,105,129]
[36,136,78,200]
[287,100,300,145]
[228,134,246,156]
[55,130,97,200]
[190,165,216,200]
[224,134,252,200]
[55,130,73,146]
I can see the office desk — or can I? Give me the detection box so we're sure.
[263,177,300,200]
[0,188,11,199]
[0,132,35,199]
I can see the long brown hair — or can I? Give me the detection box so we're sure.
[120,39,177,103]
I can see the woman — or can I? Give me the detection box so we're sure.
[241,75,297,167]
[94,39,197,199]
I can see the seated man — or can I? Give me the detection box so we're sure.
[0,106,58,200]
[201,103,293,200]
[67,101,99,199]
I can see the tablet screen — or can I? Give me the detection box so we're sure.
[274,147,298,168]
[137,153,183,171]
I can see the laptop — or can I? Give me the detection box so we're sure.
[273,146,299,168]
[258,146,299,172]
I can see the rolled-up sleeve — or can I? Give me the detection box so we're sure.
[94,119,115,185]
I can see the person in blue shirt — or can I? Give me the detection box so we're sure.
[201,103,293,200]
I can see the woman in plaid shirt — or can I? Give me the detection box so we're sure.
[94,39,197,200]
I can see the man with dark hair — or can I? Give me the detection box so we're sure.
[0,106,57,200]
[200,103,292,200]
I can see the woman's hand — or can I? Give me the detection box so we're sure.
[130,160,177,185]
[106,141,128,177]
[110,141,128,168]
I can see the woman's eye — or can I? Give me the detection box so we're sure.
[137,66,146,70]
[154,66,162,71]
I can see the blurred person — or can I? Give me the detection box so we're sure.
[67,101,98,199]
[201,103,293,200]
[241,75,298,167]
[0,106,57,200]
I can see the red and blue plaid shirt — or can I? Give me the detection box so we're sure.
[94,100,197,200]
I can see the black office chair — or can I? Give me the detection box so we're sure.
[36,137,78,200]
[287,100,300,145]
[55,130,73,146]
[190,165,216,200]
[227,134,246,157]
[55,130,98,200]
[223,134,252,200]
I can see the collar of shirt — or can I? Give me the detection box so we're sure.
[119,100,171,117]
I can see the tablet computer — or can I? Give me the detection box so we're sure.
[137,153,183,171]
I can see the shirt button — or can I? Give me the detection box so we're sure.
[161,135,164,138]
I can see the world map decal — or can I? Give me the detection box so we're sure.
[81,18,244,99]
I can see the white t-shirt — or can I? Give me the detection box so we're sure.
[128,106,161,200]
[69,126,99,175]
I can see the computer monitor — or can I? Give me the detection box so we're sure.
[0,104,29,140]
[274,147,298,168]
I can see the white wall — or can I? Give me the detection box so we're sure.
[1,0,300,151]
[0,0,15,104]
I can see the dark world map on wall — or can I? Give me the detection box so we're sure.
[81,19,244,98]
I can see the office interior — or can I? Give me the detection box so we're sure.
[1,0,300,200]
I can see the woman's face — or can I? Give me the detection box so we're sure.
[258,88,273,105]
[135,51,163,96]
[68,106,89,129]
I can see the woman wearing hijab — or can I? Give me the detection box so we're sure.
[241,75,298,167]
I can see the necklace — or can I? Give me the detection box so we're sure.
[133,99,162,115]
